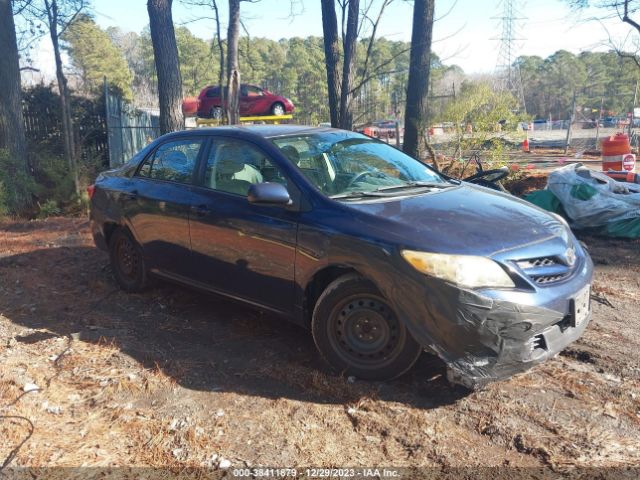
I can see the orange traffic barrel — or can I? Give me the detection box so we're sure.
[605,170,640,184]
[601,133,636,172]
[363,126,379,137]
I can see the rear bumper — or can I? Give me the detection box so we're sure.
[90,220,109,252]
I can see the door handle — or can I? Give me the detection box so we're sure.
[190,204,210,217]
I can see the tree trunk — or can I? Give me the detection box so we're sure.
[147,0,184,134]
[46,0,80,196]
[0,0,31,213]
[403,0,435,160]
[321,0,340,128]
[226,0,241,124]
[212,0,225,120]
[338,0,359,130]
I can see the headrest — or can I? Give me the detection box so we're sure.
[216,145,245,174]
[280,145,300,164]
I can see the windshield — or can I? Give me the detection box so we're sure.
[271,131,447,198]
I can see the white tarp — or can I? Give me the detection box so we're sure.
[546,163,640,229]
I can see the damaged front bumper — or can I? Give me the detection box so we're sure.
[442,289,592,389]
[390,246,594,390]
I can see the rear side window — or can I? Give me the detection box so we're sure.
[206,87,220,97]
[137,139,202,183]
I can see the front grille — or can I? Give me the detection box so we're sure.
[516,257,556,269]
[514,253,575,286]
[531,334,547,352]
[531,273,571,284]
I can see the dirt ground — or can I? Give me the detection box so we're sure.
[0,217,639,477]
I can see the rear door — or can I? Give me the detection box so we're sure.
[124,137,205,277]
[188,136,298,312]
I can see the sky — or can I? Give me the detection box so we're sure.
[25,0,638,81]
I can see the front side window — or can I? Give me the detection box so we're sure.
[272,132,447,198]
[203,138,287,196]
[137,139,202,183]
[206,87,220,98]
[246,86,263,97]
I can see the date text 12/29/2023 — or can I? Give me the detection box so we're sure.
[232,468,401,478]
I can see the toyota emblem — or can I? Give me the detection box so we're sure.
[565,247,576,266]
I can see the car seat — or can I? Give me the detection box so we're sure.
[280,145,300,164]
[215,145,252,195]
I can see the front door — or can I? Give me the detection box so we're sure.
[239,85,265,116]
[188,137,298,312]
[124,137,204,277]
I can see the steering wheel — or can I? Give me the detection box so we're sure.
[347,170,379,188]
[464,166,509,183]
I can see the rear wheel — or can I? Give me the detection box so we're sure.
[109,228,152,293]
[271,102,285,116]
[312,274,422,380]
[210,106,223,120]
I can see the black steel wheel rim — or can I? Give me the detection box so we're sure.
[327,295,405,369]
[116,236,140,280]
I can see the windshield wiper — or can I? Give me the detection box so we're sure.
[329,191,391,199]
[372,181,453,192]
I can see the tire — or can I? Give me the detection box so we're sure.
[109,227,152,293]
[311,274,422,380]
[210,107,223,120]
[271,102,285,116]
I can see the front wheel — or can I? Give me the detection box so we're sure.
[271,103,285,116]
[312,274,422,380]
[109,228,152,293]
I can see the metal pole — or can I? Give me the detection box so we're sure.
[103,76,114,168]
[629,80,638,139]
[564,90,577,155]
[595,96,603,148]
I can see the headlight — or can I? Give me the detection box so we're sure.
[400,250,515,288]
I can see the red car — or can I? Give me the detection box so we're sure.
[196,84,294,119]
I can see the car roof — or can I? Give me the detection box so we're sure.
[177,124,340,139]
[203,83,264,89]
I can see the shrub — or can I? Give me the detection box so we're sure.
[0,148,36,217]
[31,148,76,206]
[37,199,62,218]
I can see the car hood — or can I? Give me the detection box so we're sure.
[342,183,570,257]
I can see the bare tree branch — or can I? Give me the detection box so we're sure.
[357,0,394,94]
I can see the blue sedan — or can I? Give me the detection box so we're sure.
[89,126,593,388]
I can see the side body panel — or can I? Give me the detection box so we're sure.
[122,178,196,276]
[188,187,298,313]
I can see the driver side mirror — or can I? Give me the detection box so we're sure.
[247,182,292,206]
